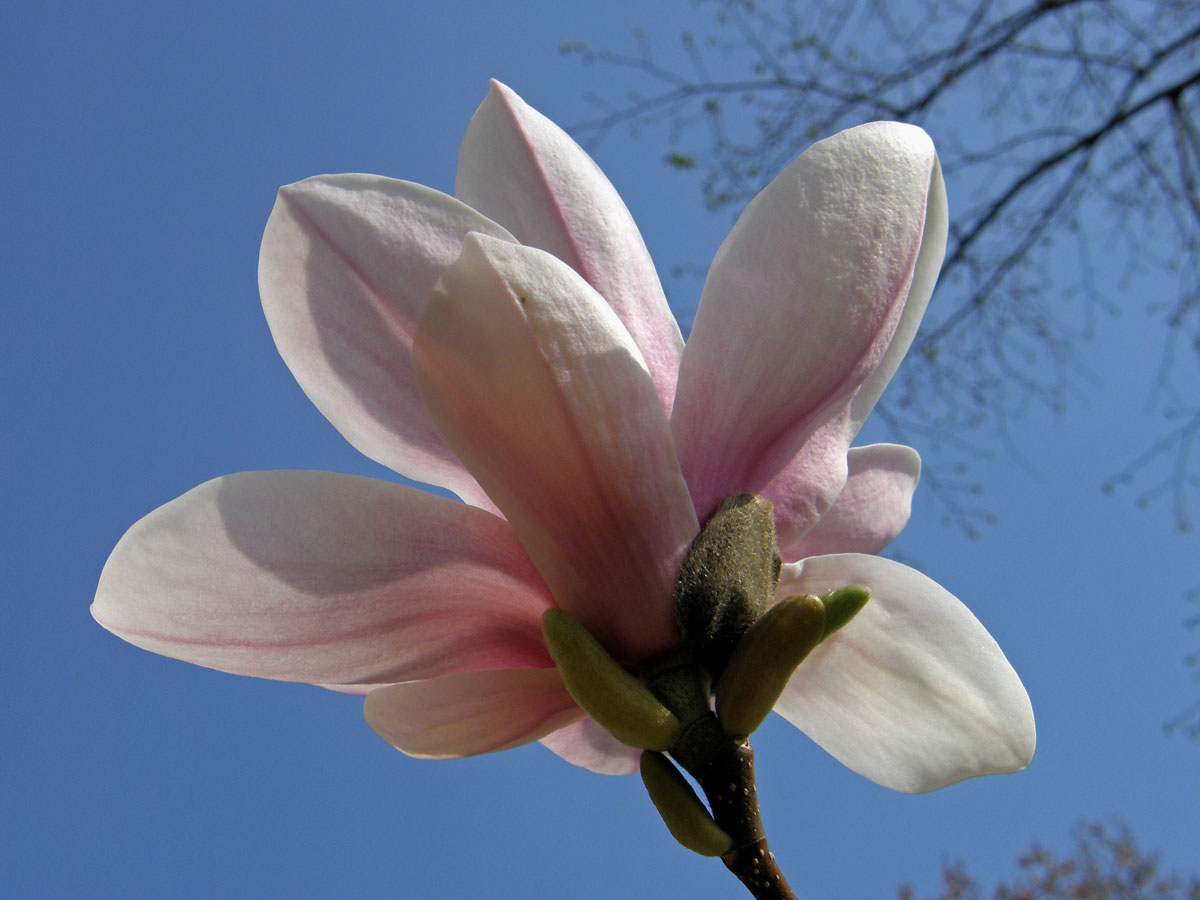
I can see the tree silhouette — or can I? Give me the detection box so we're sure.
[567,0,1200,536]
[898,821,1199,900]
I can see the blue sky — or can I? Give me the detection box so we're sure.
[4,2,1198,898]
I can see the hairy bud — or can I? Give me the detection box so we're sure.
[673,493,782,675]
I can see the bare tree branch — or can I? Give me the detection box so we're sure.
[567,0,1200,537]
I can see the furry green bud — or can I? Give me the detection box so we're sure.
[715,593,826,737]
[819,584,871,638]
[541,609,682,751]
[640,751,733,857]
[673,493,782,675]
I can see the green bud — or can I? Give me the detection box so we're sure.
[639,751,733,857]
[715,593,826,737]
[541,609,682,751]
[673,493,782,675]
[819,584,871,638]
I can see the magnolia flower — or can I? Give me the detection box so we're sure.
[93,81,1034,795]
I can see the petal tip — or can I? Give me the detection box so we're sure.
[485,78,517,102]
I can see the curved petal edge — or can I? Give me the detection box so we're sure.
[259,173,512,508]
[364,668,583,759]
[781,443,921,560]
[539,716,643,775]
[773,554,1035,793]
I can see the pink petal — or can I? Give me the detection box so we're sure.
[539,717,643,775]
[781,444,920,561]
[412,233,699,663]
[672,123,943,530]
[363,669,583,759]
[92,471,554,685]
[772,554,1036,793]
[758,411,852,552]
[259,174,514,509]
[456,80,683,414]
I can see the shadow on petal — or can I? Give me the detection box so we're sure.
[364,668,583,759]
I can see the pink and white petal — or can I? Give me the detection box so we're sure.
[413,233,699,663]
[92,470,555,686]
[539,717,643,775]
[750,159,944,547]
[781,444,920,561]
[363,669,583,759]
[456,81,683,414]
[672,123,941,526]
[259,174,513,509]
[772,554,1035,793]
[848,158,948,433]
[759,410,852,552]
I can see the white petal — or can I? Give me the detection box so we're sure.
[773,554,1035,793]
[673,123,941,527]
[849,157,948,432]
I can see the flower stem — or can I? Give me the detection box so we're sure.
[672,713,797,900]
[645,661,797,900]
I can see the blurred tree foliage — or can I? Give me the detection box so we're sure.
[898,822,1199,900]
